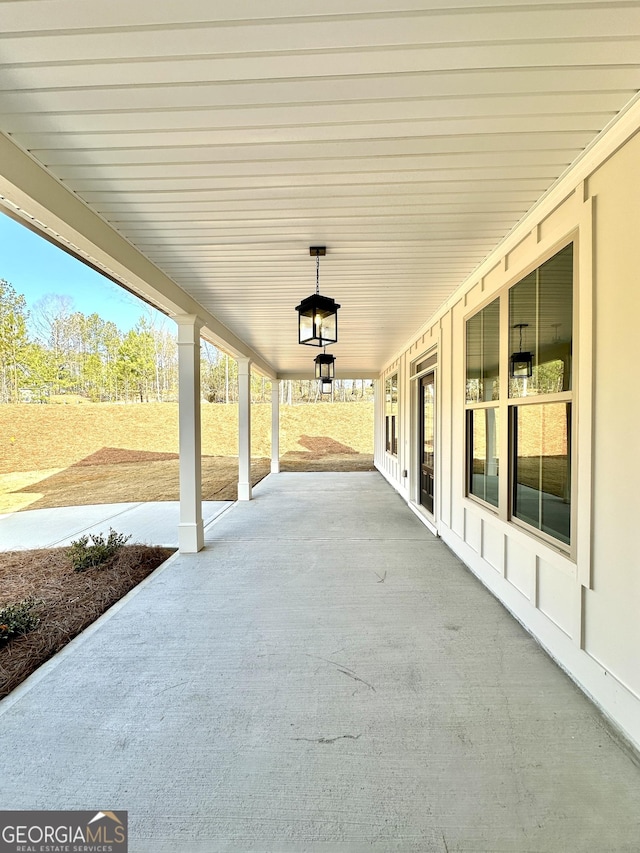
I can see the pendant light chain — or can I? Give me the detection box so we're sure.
[296,246,339,348]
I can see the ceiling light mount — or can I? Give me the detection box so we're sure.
[295,246,340,347]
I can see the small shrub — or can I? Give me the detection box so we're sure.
[67,528,131,573]
[0,597,42,644]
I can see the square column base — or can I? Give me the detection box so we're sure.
[178,521,204,553]
[238,482,252,501]
[271,460,280,473]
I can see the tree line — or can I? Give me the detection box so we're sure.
[0,280,373,404]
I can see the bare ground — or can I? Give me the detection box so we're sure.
[0,402,374,512]
[2,450,374,512]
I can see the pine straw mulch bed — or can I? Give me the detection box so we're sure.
[0,544,174,700]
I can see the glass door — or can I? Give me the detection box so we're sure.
[420,372,435,514]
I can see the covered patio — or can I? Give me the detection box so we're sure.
[2,1,640,835]
[1,473,639,852]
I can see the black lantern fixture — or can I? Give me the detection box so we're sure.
[320,379,333,395]
[510,323,533,378]
[295,246,340,347]
[314,349,336,381]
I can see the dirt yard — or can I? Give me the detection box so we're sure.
[0,402,374,512]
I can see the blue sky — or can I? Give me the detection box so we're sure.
[0,212,163,333]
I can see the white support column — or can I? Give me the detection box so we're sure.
[373,378,381,461]
[238,357,252,501]
[176,315,204,553]
[271,380,280,473]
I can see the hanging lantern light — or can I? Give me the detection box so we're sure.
[295,246,340,347]
[314,350,336,381]
[510,323,533,378]
[320,379,333,395]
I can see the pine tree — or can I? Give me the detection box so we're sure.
[0,279,29,402]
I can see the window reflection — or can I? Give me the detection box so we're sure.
[468,408,499,508]
[423,381,434,469]
[466,297,500,403]
[512,403,571,544]
[509,244,573,399]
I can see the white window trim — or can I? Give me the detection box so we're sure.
[461,194,593,589]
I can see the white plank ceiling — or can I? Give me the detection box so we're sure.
[1,0,639,376]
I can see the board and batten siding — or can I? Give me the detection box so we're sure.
[375,122,640,753]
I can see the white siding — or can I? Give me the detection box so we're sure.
[375,120,640,752]
[583,130,640,703]
[538,558,573,637]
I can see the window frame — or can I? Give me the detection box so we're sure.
[464,237,577,556]
[508,393,574,550]
[466,405,500,510]
[385,371,399,457]
[465,295,501,512]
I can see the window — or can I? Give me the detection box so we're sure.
[465,243,574,549]
[512,402,571,544]
[467,408,500,508]
[466,297,500,506]
[466,297,500,404]
[414,352,437,376]
[385,372,398,455]
[508,245,573,400]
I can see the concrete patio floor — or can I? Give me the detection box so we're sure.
[1,472,639,853]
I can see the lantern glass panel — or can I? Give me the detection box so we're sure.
[318,311,337,344]
[299,311,316,345]
[296,294,340,347]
